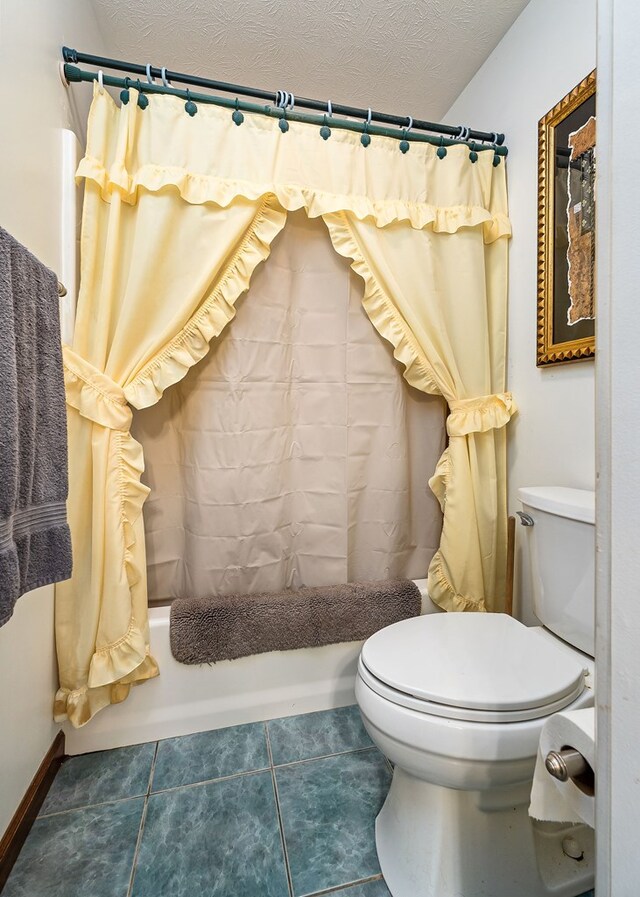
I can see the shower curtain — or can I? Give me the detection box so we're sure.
[133,211,446,600]
[56,84,513,727]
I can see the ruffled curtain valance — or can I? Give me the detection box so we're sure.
[56,84,514,727]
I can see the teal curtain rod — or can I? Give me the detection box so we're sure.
[63,65,508,158]
[62,46,505,146]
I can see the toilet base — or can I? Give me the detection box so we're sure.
[376,767,594,897]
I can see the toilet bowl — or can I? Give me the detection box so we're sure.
[356,486,596,897]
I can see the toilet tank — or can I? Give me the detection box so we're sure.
[518,486,595,657]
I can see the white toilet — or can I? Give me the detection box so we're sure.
[356,486,596,897]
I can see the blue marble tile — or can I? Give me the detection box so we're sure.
[268,705,373,765]
[132,771,288,897]
[276,748,392,896]
[151,722,269,791]
[330,879,392,896]
[4,798,144,897]
[40,743,155,815]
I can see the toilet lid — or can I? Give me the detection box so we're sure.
[360,613,587,716]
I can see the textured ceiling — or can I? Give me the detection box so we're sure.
[88,0,530,124]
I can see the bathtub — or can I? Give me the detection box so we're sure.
[64,579,439,755]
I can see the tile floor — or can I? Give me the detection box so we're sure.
[5,706,392,897]
[4,704,596,897]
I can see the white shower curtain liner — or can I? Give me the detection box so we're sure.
[133,212,447,601]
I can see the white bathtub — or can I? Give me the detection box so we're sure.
[64,579,439,755]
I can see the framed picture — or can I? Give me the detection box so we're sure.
[537,70,596,366]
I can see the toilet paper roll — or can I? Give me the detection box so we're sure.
[529,708,595,828]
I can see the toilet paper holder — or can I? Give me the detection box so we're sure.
[545,747,595,795]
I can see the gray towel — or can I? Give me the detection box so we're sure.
[170,579,421,664]
[0,228,72,626]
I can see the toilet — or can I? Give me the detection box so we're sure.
[355,486,596,897]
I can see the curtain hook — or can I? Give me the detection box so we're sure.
[469,140,479,163]
[320,113,331,140]
[491,133,502,167]
[161,66,172,89]
[232,97,244,126]
[135,79,149,109]
[361,107,372,147]
[145,63,156,84]
[97,69,104,93]
[120,76,132,105]
[457,124,470,141]
[437,135,447,159]
[279,103,289,133]
[288,92,295,110]
[399,116,412,154]
[184,88,197,116]
[327,99,332,118]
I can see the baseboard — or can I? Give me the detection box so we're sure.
[0,731,65,891]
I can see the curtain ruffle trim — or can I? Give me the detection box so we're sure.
[447,392,517,437]
[323,212,442,397]
[427,551,488,613]
[428,447,451,513]
[55,650,159,728]
[77,156,512,244]
[116,429,151,592]
[124,198,287,410]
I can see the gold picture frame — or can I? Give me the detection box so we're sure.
[537,70,596,366]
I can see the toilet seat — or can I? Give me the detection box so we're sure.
[360,613,588,724]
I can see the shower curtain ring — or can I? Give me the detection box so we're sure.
[232,97,244,126]
[136,79,149,109]
[97,69,104,93]
[184,88,197,116]
[161,66,172,88]
[145,63,156,84]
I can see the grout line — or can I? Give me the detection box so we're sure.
[274,745,378,770]
[303,873,385,897]
[266,723,295,897]
[264,721,274,770]
[37,793,147,819]
[126,789,152,897]
[149,765,272,796]
[146,741,159,795]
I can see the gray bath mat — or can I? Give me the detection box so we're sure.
[170,579,421,664]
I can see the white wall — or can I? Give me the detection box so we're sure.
[445,0,596,621]
[595,2,640,892]
[0,0,105,839]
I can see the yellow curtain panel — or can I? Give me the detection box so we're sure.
[56,84,514,727]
